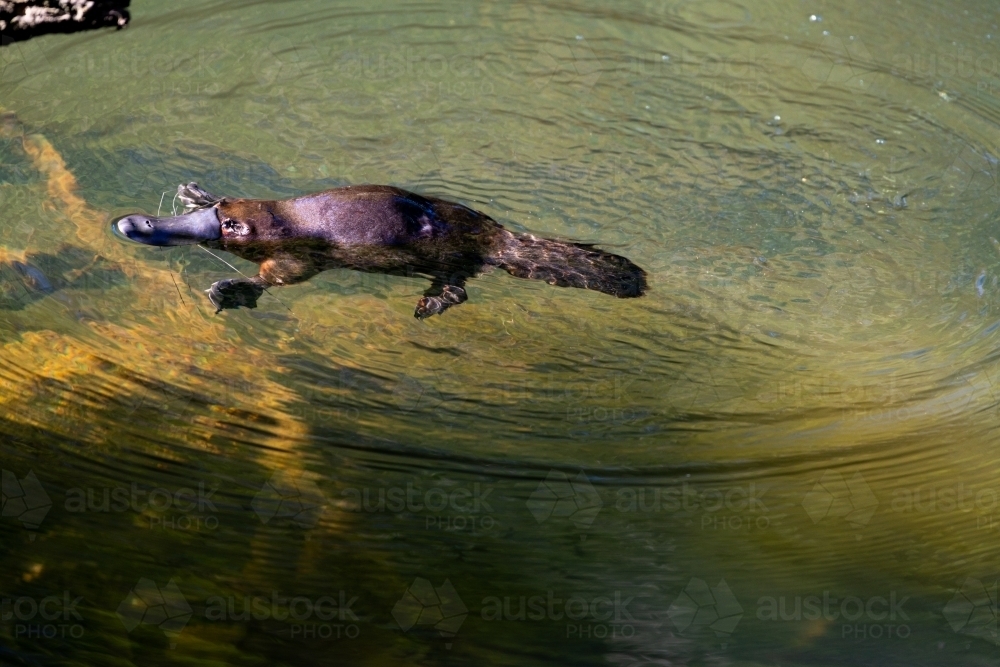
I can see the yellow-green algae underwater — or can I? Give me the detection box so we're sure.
[1,0,1000,664]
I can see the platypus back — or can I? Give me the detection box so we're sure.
[494,230,647,298]
[116,182,647,317]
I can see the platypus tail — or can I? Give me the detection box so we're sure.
[494,231,647,298]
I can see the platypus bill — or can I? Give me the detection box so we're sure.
[113,183,647,319]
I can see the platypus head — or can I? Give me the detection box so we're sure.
[112,207,223,246]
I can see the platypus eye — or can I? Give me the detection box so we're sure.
[221,220,250,236]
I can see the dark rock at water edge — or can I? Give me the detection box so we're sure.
[0,0,129,45]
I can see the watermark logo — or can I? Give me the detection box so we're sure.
[1,469,51,537]
[252,471,325,528]
[757,591,910,640]
[0,39,50,88]
[891,483,998,515]
[342,481,496,534]
[615,482,770,532]
[527,470,602,529]
[481,590,636,640]
[250,36,310,86]
[205,591,360,640]
[390,374,459,427]
[801,35,880,91]
[1,591,84,640]
[391,375,445,414]
[802,471,878,528]
[117,578,192,648]
[528,38,602,91]
[64,482,219,531]
[943,577,998,645]
[667,578,742,648]
[946,144,1000,206]
[392,578,467,648]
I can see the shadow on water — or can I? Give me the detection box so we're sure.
[0,245,126,312]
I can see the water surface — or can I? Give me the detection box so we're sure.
[1,0,1000,664]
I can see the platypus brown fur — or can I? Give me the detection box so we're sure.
[114,183,647,318]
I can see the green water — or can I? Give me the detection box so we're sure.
[1,0,1000,664]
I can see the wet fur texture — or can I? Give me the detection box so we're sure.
[181,183,647,318]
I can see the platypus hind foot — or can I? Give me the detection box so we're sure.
[206,277,266,313]
[414,284,467,319]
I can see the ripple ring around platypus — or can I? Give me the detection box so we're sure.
[112,183,647,319]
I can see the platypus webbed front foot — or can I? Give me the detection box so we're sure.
[414,284,467,319]
[178,182,222,212]
[206,277,266,313]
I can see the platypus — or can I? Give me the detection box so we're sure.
[113,183,647,318]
